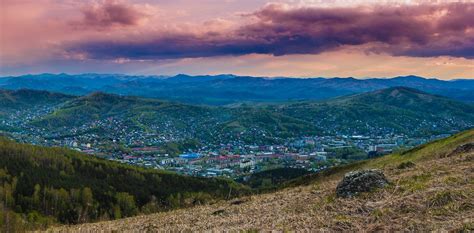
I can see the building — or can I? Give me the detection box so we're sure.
[179,153,201,160]
[240,159,255,169]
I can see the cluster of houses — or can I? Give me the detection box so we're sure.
[2,105,453,179]
[98,132,451,178]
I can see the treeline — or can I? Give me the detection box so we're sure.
[325,147,368,161]
[240,168,312,191]
[0,138,250,230]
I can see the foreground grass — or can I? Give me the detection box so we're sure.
[51,129,474,232]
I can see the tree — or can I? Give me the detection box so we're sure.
[32,184,41,209]
[115,192,137,217]
[80,187,94,223]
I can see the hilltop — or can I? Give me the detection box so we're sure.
[1,74,474,105]
[276,87,474,136]
[54,129,474,231]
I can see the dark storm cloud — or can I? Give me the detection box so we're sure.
[68,2,474,59]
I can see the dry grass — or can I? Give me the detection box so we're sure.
[48,130,474,232]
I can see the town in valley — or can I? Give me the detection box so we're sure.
[2,103,452,179]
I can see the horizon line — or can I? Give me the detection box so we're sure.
[1,73,473,81]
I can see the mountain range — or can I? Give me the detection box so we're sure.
[1,74,473,105]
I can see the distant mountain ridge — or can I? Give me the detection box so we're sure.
[1,74,473,105]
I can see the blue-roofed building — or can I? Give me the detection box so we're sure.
[179,153,201,160]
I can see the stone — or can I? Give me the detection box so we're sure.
[336,169,389,198]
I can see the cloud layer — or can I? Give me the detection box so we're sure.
[1,0,473,78]
[68,2,474,60]
[79,0,144,28]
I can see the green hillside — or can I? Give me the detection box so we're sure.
[0,89,73,109]
[33,92,220,127]
[217,107,320,143]
[0,138,249,231]
[277,87,474,135]
[28,87,474,140]
[1,87,473,152]
[0,89,75,132]
[31,92,317,143]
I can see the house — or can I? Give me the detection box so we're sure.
[240,159,255,169]
[179,153,201,160]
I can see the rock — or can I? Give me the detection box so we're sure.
[336,169,389,198]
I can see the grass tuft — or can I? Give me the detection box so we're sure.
[397,161,416,169]
[427,190,468,208]
[398,173,432,193]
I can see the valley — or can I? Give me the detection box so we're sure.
[1,87,473,180]
[2,0,474,231]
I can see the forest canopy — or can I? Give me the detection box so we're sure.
[0,138,249,230]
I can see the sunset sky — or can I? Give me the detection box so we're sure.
[1,0,473,79]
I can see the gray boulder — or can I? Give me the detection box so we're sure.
[336,169,389,198]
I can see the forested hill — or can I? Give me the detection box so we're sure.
[275,87,474,136]
[2,87,474,142]
[0,89,73,109]
[26,86,474,143]
[0,138,249,231]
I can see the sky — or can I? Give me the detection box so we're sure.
[0,0,473,79]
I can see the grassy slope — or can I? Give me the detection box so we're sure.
[54,129,474,231]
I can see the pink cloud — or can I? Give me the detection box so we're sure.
[1,0,473,78]
[65,2,474,60]
[79,0,145,29]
